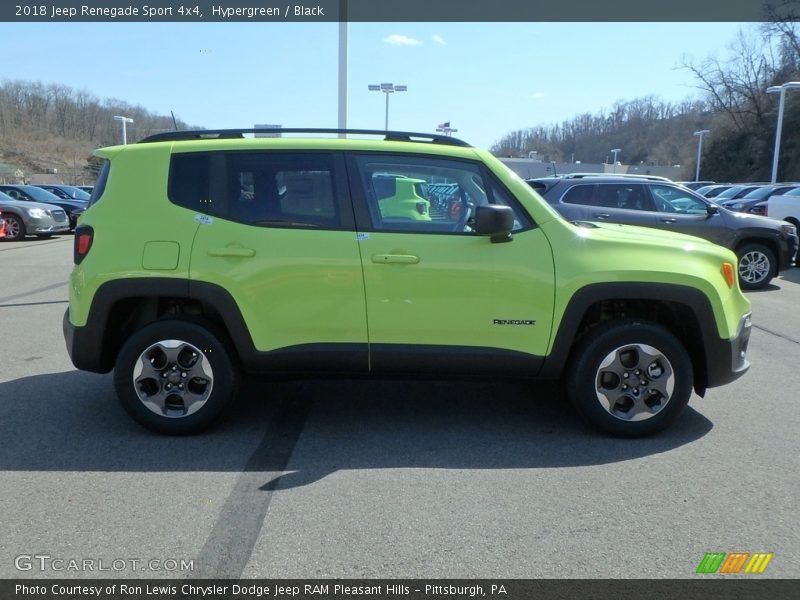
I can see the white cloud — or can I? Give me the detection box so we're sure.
[432,35,446,46]
[384,34,423,46]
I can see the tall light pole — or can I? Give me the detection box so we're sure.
[113,115,134,145]
[338,1,347,137]
[611,148,621,173]
[767,82,800,183]
[368,83,406,130]
[693,129,710,182]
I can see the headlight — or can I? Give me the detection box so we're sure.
[27,208,47,218]
[781,223,797,237]
[729,202,742,210]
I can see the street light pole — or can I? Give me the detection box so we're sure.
[693,129,710,182]
[368,83,406,130]
[113,115,134,145]
[767,82,800,184]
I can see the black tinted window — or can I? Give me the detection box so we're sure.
[169,154,213,213]
[561,184,595,206]
[168,152,341,229]
[88,160,110,208]
[563,183,650,210]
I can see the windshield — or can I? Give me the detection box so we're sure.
[58,186,91,200]
[715,186,744,199]
[18,185,66,203]
[741,187,774,200]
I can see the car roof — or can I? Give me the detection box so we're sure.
[139,128,472,147]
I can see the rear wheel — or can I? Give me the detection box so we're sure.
[566,320,693,437]
[113,319,238,434]
[2,214,25,241]
[736,243,775,290]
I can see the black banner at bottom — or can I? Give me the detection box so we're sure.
[2,579,799,600]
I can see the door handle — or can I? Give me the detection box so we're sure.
[659,218,677,223]
[371,254,420,264]
[592,213,611,220]
[207,247,256,258]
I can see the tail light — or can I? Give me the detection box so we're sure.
[74,225,94,265]
[415,201,428,215]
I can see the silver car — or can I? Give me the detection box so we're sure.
[0,191,71,241]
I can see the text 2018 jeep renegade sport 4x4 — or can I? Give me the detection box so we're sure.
[63,129,752,437]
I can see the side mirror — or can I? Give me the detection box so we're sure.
[474,204,514,243]
[706,204,719,217]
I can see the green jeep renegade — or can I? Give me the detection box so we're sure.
[63,128,752,437]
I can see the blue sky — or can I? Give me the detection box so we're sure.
[1,21,750,149]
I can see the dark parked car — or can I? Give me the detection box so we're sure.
[695,184,734,198]
[714,185,763,202]
[677,181,715,191]
[717,184,800,213]
[32,184,91,202]
[528,176,799,290]
[0,184,86,229]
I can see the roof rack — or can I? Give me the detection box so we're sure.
[560,173,672,182]
[139,128,472,147]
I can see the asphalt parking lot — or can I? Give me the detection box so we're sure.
[0,235,798,579]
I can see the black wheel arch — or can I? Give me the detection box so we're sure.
[65,278,255,374]
[539,282,727,395]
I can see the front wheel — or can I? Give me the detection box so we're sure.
[113,320,239,434]
[737,243,775,290]
[566,320,693,437]
[2,214,25,241]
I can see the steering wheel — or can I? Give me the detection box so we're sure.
[449,189,472,232]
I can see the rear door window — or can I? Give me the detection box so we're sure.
[168,151,347,230]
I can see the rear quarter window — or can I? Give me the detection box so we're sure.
[87,160,110,208]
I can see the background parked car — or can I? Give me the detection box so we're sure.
[695,184,734,198]
[528,175,798,290]
[717,184,800,213]
[32,184,91,202]
[0,216,5,239]
[0,184,86,229]
[0,190,70,241]
[77,185,94,194]
[713,184,763,202]
[677,181,715,190]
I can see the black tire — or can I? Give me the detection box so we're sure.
[113,319,239,435]
[566,319,693,437]
[736,243,775,290]
[2,214,25,241]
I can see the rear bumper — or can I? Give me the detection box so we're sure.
[63,309,111,373]
[705,312,751,389]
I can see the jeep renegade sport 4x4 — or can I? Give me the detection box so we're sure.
[64,129,752,437]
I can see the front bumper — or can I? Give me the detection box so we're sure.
[704,312,751,389]
[27,216,70,234]
[778,233,799,271]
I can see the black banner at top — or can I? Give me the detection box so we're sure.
[2,0,799,22]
